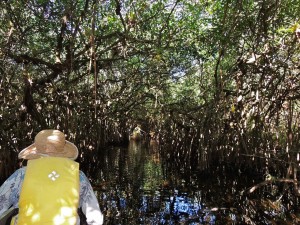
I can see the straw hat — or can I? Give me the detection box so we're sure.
[18,129,78,160]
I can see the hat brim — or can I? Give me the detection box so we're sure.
[18,141,78,160]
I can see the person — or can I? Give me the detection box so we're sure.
[0,129,104,225]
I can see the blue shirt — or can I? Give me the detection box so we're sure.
[0,167,103,225]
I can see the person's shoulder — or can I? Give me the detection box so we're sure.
[11,167,26,175]
[12,167,26,177]
[79,170,88,181]
[16,167,26,172]
[3,167,26,184]
[79,170,86,176]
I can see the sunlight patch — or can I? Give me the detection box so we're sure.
[31,213,41,222]
[53,207,76,225]
[61,206,73,217]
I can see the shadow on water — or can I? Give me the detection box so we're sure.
[87,140,300,225]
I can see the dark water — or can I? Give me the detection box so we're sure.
[86,140,300,225]
[87,140,240,225]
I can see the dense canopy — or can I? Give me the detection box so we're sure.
[1,0,300,223]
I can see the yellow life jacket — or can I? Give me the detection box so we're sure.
[18,157,80,225]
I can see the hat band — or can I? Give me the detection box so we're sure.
[36,153,51,157]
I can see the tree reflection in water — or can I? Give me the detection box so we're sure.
[90,140,231,225]
[88,139,300,225]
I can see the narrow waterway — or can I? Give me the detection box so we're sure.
[83,140,239,225]
[83,140,299,225]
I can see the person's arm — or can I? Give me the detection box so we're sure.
[79,172,104,225]
[0,168,24,216]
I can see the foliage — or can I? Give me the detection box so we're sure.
[1,1,300,222]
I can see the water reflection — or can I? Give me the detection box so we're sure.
[96,138,300,224]
[92,140,237,225]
